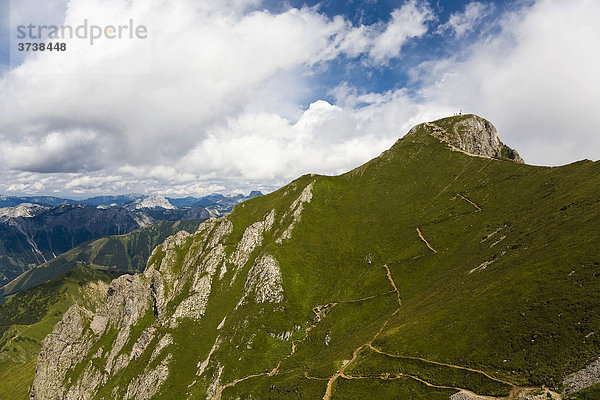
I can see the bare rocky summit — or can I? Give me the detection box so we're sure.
[408,114,524,163]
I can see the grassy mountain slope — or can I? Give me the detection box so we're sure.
[1,219,202,299]
[0,267,120,399]
[29,115,600,399]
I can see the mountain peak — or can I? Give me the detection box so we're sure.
[408,114,524,163]
[135,194,175,210]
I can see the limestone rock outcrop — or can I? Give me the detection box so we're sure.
[408,114,524,163]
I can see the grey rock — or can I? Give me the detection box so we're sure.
[150,333,173,364]
[244,253,284,304]
[31,208,293,400]
[407,115,524,163]
[563,356,600,394]
[449,391,488,400]
[31,216,238,399]
[229,210,276,284]
[276,182,314,243]
[31,305,96,400]
[125,353,172,400]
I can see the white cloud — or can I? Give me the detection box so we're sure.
[369,0,433,63]
[1,2,351,172]
[0,0,433,196]
[178,93,443,183]
[337,0,433,64]
[437,1,491,38]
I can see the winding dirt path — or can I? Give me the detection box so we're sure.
[339,373,562,400]
[214,292,394,399]
[320,265,562,400]
[323,265,403,400]
[416,227,437,254]
[338,344,563,399]
[383,264,402,306]
[341,372,502,399]
[364,343,563,398]
[323,345,365,399]
[366,344,513,387]
[457,193,482,212]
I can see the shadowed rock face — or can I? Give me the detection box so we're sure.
[409,114,524,163]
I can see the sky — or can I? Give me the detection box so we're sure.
[0,0,599,198]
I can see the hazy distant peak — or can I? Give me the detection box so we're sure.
[135,194,176,210]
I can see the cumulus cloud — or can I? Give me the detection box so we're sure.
[1,2,345,172]
[0,0,433,196]
[437,1,491,38]
[177,98,410,182]
[337,0,433,64]
[369,0,433,63]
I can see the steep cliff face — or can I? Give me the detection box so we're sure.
[0,268,119,400]
[30,116,600,399]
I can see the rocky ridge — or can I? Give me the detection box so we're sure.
[133,194,176,210]
[30,182,311,399]
[0,203,49,220]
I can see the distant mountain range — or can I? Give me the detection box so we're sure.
[0,192,262,284]
[0,191,263,211]
[0,196,77,208]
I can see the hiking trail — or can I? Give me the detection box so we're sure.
[457,193,482,212]
[416,227,437,253]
